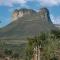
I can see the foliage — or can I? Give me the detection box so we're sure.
[50,56,58,60]
[51,30,60,39]
[12,53,19,58]
[4,49,13,56]
[25,31,60,60]
[25,32,48,60]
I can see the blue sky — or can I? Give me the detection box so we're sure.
[0,0,60,28]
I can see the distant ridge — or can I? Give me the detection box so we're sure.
[0,7,56,40]
[55,24,60,29]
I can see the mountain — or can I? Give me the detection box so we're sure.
[0,8,56,40]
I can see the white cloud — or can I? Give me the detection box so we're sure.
[0,0,60,7]
[13,0,27,4]
[50,14,60,24]
[37,0,60,6]
[0,0,29,7]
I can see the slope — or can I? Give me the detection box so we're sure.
[0,8,56,40]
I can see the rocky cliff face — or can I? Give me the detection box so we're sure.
[0,8,56,40]
[12,8,36,21]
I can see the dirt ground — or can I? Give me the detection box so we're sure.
[0,58,24,60]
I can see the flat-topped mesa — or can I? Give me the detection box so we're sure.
[12,8,51,22]
[0,7,56,40]
[12,8,36,21]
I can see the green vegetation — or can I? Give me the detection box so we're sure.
[25,30,60,60]
[4,49,12,56]
[0,30,60,60]
[0,42,26,60]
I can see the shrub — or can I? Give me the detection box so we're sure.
[4,49,12,56]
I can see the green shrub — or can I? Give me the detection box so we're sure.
[4,49,12,56]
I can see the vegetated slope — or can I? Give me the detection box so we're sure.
[55,24,60,29]
[0,8,56,40]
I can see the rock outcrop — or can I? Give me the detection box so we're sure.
[12,8,36,21]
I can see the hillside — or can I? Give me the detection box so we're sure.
[0,8,56,40]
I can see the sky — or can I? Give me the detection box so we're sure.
[0,0,60,28]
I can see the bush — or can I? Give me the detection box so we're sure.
[50,56,58,60]
[4,49,12,56]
